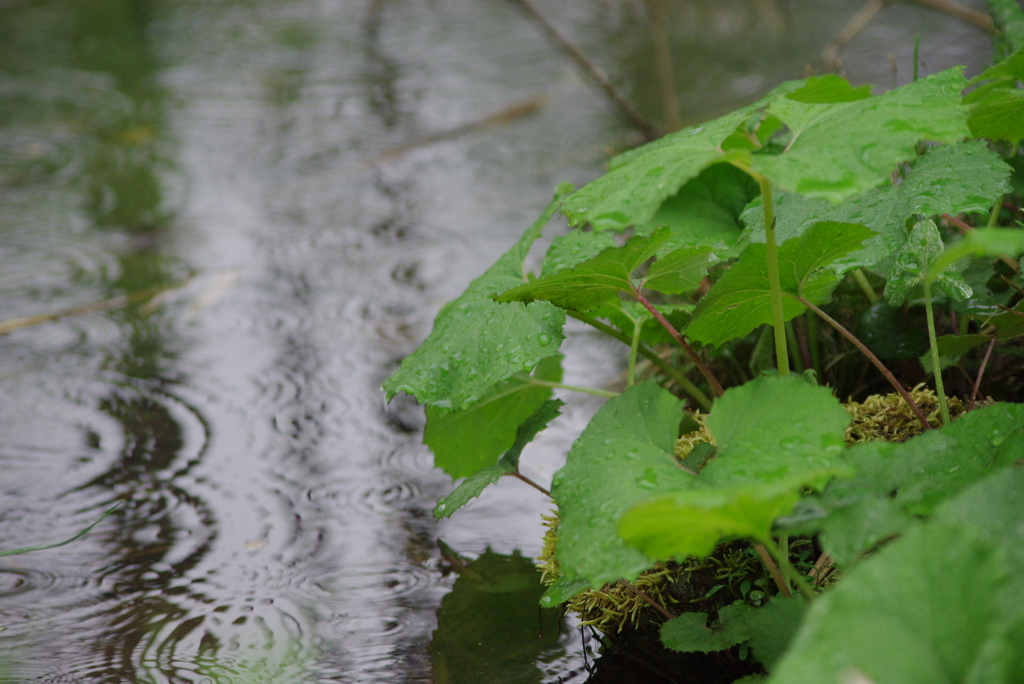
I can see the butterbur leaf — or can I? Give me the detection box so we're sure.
[660,610,748,653]
[550,382,690,588]
[619,479,808,560]
[642,246,717,295]
[383,191,568,409]
[741,142,1011,271]
[785,74,872,103]
[928,226,1024,278]
[813,402,1024,566]
[541,230,618,277]
[433,399,563,519]
[968,89,1024,143]
[768,523,1012,684]
[424,356,562,479]
[701,374,851,488]
[752,69,969,204]
[884,219,972,306]
[688,222,874,347]
[642,162,759,253]
[497,229,671,312]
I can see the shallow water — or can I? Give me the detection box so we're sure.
[0,1,992,681]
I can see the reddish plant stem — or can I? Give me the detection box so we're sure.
[799,297,931,430]
[942,213,973,234]
[507,472,552,498]
[753,542,793,598]
[632,288,725,397]
[618,580,676,620]
[970,337,997,411]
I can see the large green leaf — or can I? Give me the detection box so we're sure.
[750,69,969,204]
[768,522,1015,684]
[550,382,689,588]
[641,162,760,254]
[969,88,1024,143]
[701,374,852,488]
[496,229,670,312]
[811,402,1024,566]
[434,399,563,518]
[884,219,972,306]
[687,222,874,347]
[619,375,851,561]
[540,229,618,277]
[741,142,1011,271]
[383,192,567,409]
[424,356,562,479]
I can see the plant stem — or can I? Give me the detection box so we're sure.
[628,316,643,387]
[759,537,816,602]
[785,322,805,373]
[852,268,880,304]
[988,196,1003,227]
[631,288,726,396]
[807,312,823,379]
[528,378,619,398]
[970,336,997,410]
[778,534,790,589]
[752,542,793,598]
[757,175,791,377]
[618,580,675,620]
[567,311,713,410]
[921,278,951,425]
[799,296,931,429]
[509,471,552,497]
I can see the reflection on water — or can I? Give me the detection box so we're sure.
[0,0,992,682]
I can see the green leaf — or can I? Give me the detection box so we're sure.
[785,74,872,103]
[767,523,1013,684]
[434,399,563,519]
[550,382,690,587]
[619,476,813,560]
[430,550,564,684]
[591,299,693,348]
[884,219,972,306]
[987,300,1024,339]
[424,357,562,479]
[383,191,568,409]
[928,226,1024,278]
[660,610,748,654]
[642,246,718,295]
[743,597,807,669]
[540,229,618,277]
[751,69,969,204]
[620,375,850,561]
[968,88,1024,143]
[857,301,930,359]
[688,221,874,347]
[987,0,1024,55]
[641,162,760,254]
[496,229,670,312]
[538,575,591,608]
[934,333,991,357]
[742,142,1012,271]
[813,402,1024,566]
[701,374,852,488]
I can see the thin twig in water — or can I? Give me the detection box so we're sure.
[821,0,893,72]
[970,336,997,411]
[510,0,661,141]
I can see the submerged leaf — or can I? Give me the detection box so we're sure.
[425,356,562,479]
[688,222,874,347]
[551,382,689,588]
[383,192,568,409]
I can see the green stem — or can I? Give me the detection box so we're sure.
[807,312,822,379]
[921,278,951,425]
[785,322,805,373]
[757,174,790,377]
[988,196,1003,227]
[0,501,124,557]
[631,288,726,397]
[528,378,619,398]
[759,537,816,602]
[628,316,643,387]
[567,311,713,410]
[778,534,790,589]
[852,268,879,304]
